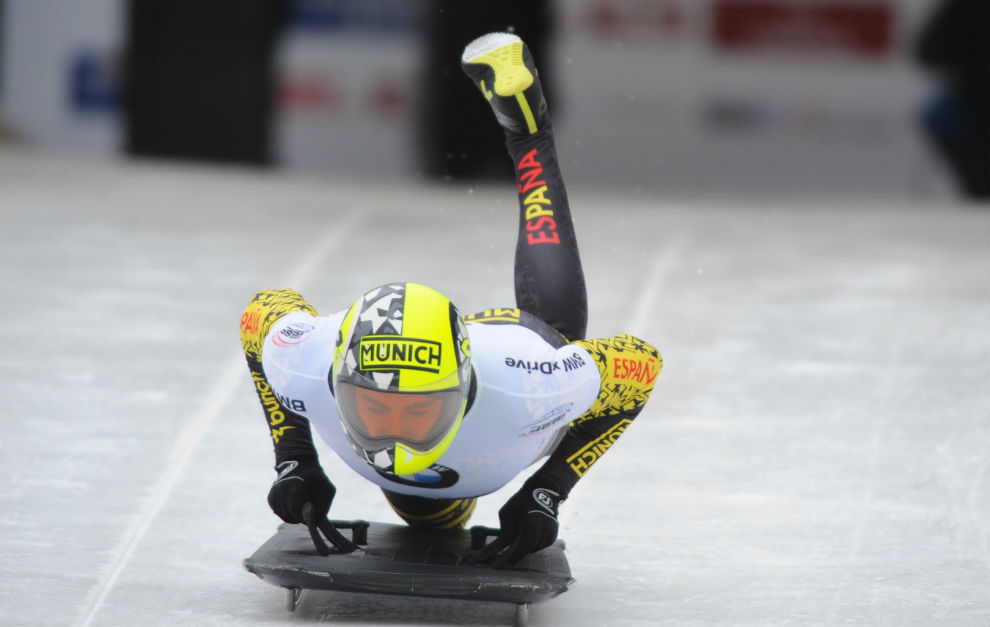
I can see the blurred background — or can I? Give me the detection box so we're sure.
[0,0,986,200]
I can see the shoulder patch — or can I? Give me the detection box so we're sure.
[573,334,662,418]
[240,289,318,360]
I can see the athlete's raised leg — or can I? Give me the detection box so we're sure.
[462,33,588,340]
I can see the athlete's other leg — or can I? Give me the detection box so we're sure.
[382,489,477,529]
[462,33,588,341]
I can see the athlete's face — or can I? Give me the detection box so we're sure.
[352,387,445,442]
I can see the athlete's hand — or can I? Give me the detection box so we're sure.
[473,478,564,568]
[267,459,335,524]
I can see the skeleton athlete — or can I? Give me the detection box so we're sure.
[239,32,663,567]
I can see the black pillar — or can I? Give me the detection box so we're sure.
[125,0,287,165]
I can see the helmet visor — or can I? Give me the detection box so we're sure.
[336,382,464,453]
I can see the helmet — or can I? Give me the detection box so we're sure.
[331,282,471,476]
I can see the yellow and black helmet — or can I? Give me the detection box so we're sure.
[331,283,471,476]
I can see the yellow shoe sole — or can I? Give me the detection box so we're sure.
[468,41,534,97]
[463,34,539,134]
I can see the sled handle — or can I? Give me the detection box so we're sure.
[301,502,360,555]
[469,525,503,550]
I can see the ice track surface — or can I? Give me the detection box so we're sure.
[0,149,987,627]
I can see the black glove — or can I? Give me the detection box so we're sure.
[267,458,334,524]
[473,477,564,568]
